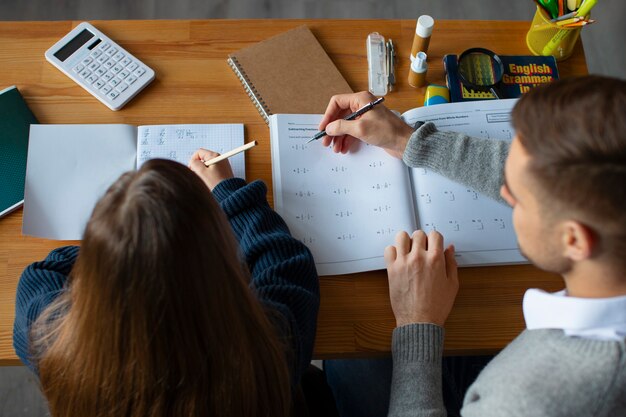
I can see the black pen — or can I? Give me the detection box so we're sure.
[307,97,385,143]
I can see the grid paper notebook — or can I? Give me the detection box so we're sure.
[24,123,244,240]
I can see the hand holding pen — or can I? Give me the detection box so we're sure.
[309,96,385,143]
[315,91,415,158]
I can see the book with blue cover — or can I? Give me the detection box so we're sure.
[443,54,559,102]
[0,86,38,217]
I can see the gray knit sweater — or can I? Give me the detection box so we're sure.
[389,124,626,417]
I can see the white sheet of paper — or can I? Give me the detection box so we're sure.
[270,114,415,275]
[23,124,137,240]
[136,124,245,179]
[402,99,526,266]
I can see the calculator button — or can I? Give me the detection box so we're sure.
[81,57,93,66]
[94,79,106,89]
[88,62,100,71]
[79,69,91,78]
[118,69,130,79]
[112,64,124,74]
[97,55,109,64]
[106,47,118,56]
[116,83,129,93]
[107,90,120,100]
[102,72,114,82]
[120,57,132,66]
[127,62,138,71]
[73,64,84,73]
[96,67,107,76]
[113,52,125,61]
[99,42,110,51]
[87,74,98,84]
[104,60,115,69]
[108,77,121,87]
[90,49,103,58]
[126,75,137,85]
[133,67,146,77]
[100,84,112,94]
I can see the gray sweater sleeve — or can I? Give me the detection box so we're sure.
[402,122,510,205]
[388,323,447,417]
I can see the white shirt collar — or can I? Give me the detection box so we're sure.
[523,288,626,341]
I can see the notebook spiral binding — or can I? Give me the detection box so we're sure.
[227,57,271,124]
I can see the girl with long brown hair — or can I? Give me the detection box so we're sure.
[13,150,319,417]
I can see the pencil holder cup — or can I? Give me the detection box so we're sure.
[526,6,582,61]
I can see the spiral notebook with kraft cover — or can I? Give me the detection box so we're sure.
[227,26,353,124]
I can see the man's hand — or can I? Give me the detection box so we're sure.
[318,91,415,158]
[385,230,459,327]
[188,148,235,191]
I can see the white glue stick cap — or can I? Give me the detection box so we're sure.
[416,15,434,37]
[411,51,428,73]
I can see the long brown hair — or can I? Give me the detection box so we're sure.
[32,159,291,417]
[512,75,626,267]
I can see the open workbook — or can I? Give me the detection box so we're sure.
[23,124,244,240]
[270,99,526,276]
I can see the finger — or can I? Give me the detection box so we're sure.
[395,231,412,256]
[189,158,207,174]
[384,245,397,266]
[325,119,362,140]
[340,136,355,154]
[321,135,334,147]
[318,92,374,130]
[444,244,458,280]
[189,148,219,165]
[318,94,352,130]
[411,230,427,252]
[333,136,345,153]
[428,230,444,254]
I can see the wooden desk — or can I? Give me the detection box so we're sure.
[0,19,586,364]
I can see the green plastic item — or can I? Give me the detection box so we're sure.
[0,86,38,217]
[536,0,559,19]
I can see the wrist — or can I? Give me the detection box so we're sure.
[396,316,444,328]
[393,123,414,156]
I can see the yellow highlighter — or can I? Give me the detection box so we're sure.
[541,29,575,56]
[576,0,597,17]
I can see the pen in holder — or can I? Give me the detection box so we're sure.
[526,5,583,61]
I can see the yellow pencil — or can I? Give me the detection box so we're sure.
[556,17,584,26]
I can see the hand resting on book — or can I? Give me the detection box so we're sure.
[385,230,458,327]
[318,91,414,158]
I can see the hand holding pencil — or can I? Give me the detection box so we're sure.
[188,141,257,190]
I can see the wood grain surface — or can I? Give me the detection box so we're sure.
[0,19,587,364]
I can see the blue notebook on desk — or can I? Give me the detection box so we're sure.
[0,86,38,217]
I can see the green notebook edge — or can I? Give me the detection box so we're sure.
[0,86,39,217]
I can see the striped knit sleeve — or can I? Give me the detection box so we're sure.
[402,122,510,205]
[388,323,447,417]
[13,245,78,372]
[212,178,320,383]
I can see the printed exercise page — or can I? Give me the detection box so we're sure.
[402,99,526,266]
[270,114,416,276]
[136,124,245,179]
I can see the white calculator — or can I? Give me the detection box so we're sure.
[45,22,155,111]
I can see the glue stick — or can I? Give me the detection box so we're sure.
[408,52,428,88]
[410,15,434,61]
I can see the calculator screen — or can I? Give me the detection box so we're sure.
[54,29,95,62]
